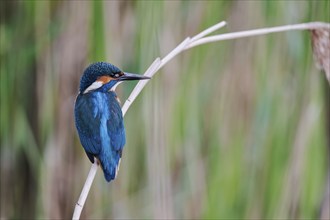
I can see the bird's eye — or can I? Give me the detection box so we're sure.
[114,74,120,78]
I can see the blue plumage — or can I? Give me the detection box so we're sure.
[74,62,149,182]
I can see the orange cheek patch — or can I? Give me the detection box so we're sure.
[97,76,114,84]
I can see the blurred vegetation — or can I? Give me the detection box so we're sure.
[1,1,329,219]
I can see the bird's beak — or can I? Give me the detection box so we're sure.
[118,72,151,81]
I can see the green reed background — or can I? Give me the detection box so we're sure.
[1,1,329,219]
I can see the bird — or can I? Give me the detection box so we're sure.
[74,62,150,182]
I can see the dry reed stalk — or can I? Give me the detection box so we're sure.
[73,20,330,219]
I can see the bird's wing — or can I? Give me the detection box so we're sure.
[107,99,126,152]
[74,94,102,162]
[100,92,125,181]
[75,92,126,181]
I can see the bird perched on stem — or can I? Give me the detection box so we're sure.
[74,62,150,182]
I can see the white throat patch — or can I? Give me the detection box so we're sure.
[83,81,104,94]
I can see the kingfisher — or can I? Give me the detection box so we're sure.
[74,62,150,182]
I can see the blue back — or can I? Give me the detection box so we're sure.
[75,91,125,181]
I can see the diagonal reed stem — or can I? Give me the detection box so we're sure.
[73,160,98,220]
[72,20,330,219]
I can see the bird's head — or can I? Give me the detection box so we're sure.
[79,62,150,94]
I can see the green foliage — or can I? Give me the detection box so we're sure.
[90,0,106,61]
[1,1,329,219]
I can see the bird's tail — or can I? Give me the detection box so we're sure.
[98,151,121,182]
